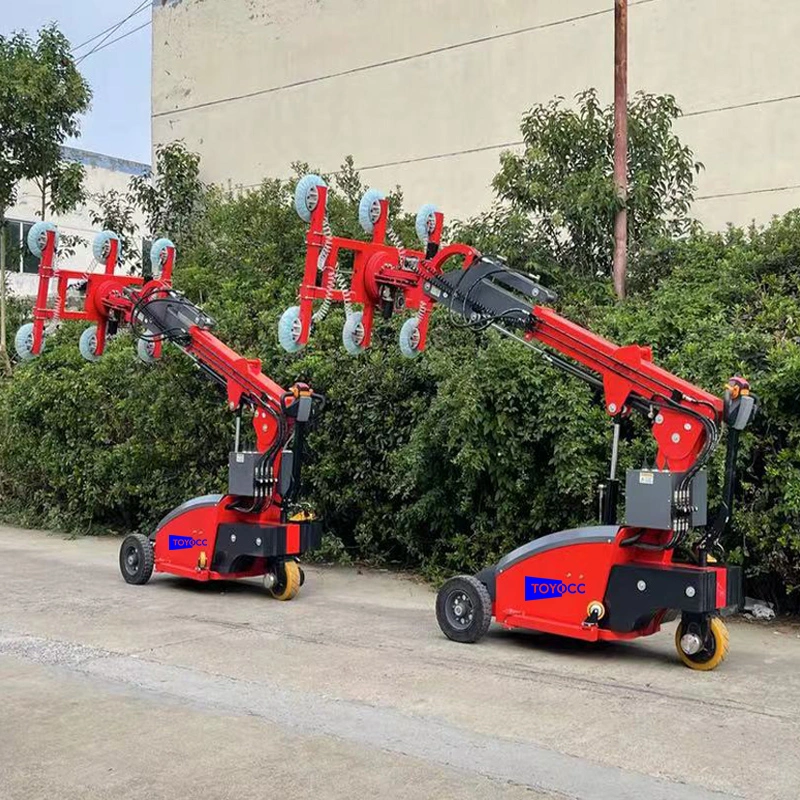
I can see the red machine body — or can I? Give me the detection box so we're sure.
[284,175,756,668]
[150,494,311,582]
[488,528,733,643]
[18,222,323,599]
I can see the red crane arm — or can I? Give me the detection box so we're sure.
[420,252,725,473]
[181,324,304,452]
[527,306,722,471]
[127,282,314,455]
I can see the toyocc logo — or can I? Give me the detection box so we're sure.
[524,576,585,601]
[168,535,208,550]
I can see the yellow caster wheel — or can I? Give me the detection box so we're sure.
[268,560,301,601]
[675,616,729,671]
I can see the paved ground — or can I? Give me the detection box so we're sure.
[0,525,798,800]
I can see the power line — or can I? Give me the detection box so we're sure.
[695,184,800,202]
[76,0,150,64]
[235,86,800,190]
[152,0,663,119]
[145,0,800,206]
[77,20,152,62]
[234,142,800,207]
[71,2,149,53]
[683,93,800,119]
[356,141,524,173]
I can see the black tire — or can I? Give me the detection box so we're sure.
[436,575,492,643]
[119,533,154,585]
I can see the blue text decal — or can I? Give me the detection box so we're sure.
[168,535,208,550]
[525,576,585,600]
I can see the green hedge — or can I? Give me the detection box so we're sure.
[1,179,798,610]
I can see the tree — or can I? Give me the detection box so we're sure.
[0,25,91,372]
[35,159,87,220]
[129,141,205,246]
[492,89,701,288]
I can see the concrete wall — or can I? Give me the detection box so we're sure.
[5,148,149,296]
[151,0,800,229]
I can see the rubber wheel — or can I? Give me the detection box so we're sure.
[136,338,157,364]
[14,322,40,361]
[278,306,305,353]
[294,174,326,222]
[415,203,439,246]
[436,575,492,643]
[150,237,175,275]
[26,221,58,258]
[675,616,729,671]
[79,325,100,362]
[358,188,385,234]
[269,560,301,601]
[119,534,154,585]
[342,311,366,356]
[399,317,422,359]
[93,230,121,263]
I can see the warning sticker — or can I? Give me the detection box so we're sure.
[639,471,654,485]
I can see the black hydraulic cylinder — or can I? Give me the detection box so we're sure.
[422,257,557,329]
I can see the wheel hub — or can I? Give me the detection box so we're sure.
[446,591,474,629]
[680,632,703,655]
[125,548,139,572]
[291,317,303,342]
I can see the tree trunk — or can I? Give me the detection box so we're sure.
[0,212,12,375]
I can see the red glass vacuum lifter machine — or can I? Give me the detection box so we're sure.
[280,175,757,669]
[17,222,324,600]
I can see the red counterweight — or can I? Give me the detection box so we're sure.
[16,223,324,600]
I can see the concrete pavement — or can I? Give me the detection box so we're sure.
[0,524,798,799]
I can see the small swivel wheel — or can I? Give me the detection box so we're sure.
[436,575,492,643]
[119,533,154,585]
[268,560,302,601]
[675,614,729,671]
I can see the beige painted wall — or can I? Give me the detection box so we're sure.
[6,149,148,296]
[152,0,800,229]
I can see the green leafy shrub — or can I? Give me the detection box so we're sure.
[0,102,798,612]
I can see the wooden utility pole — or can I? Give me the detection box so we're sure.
[612,0,628,300]
[0,221,10,375]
